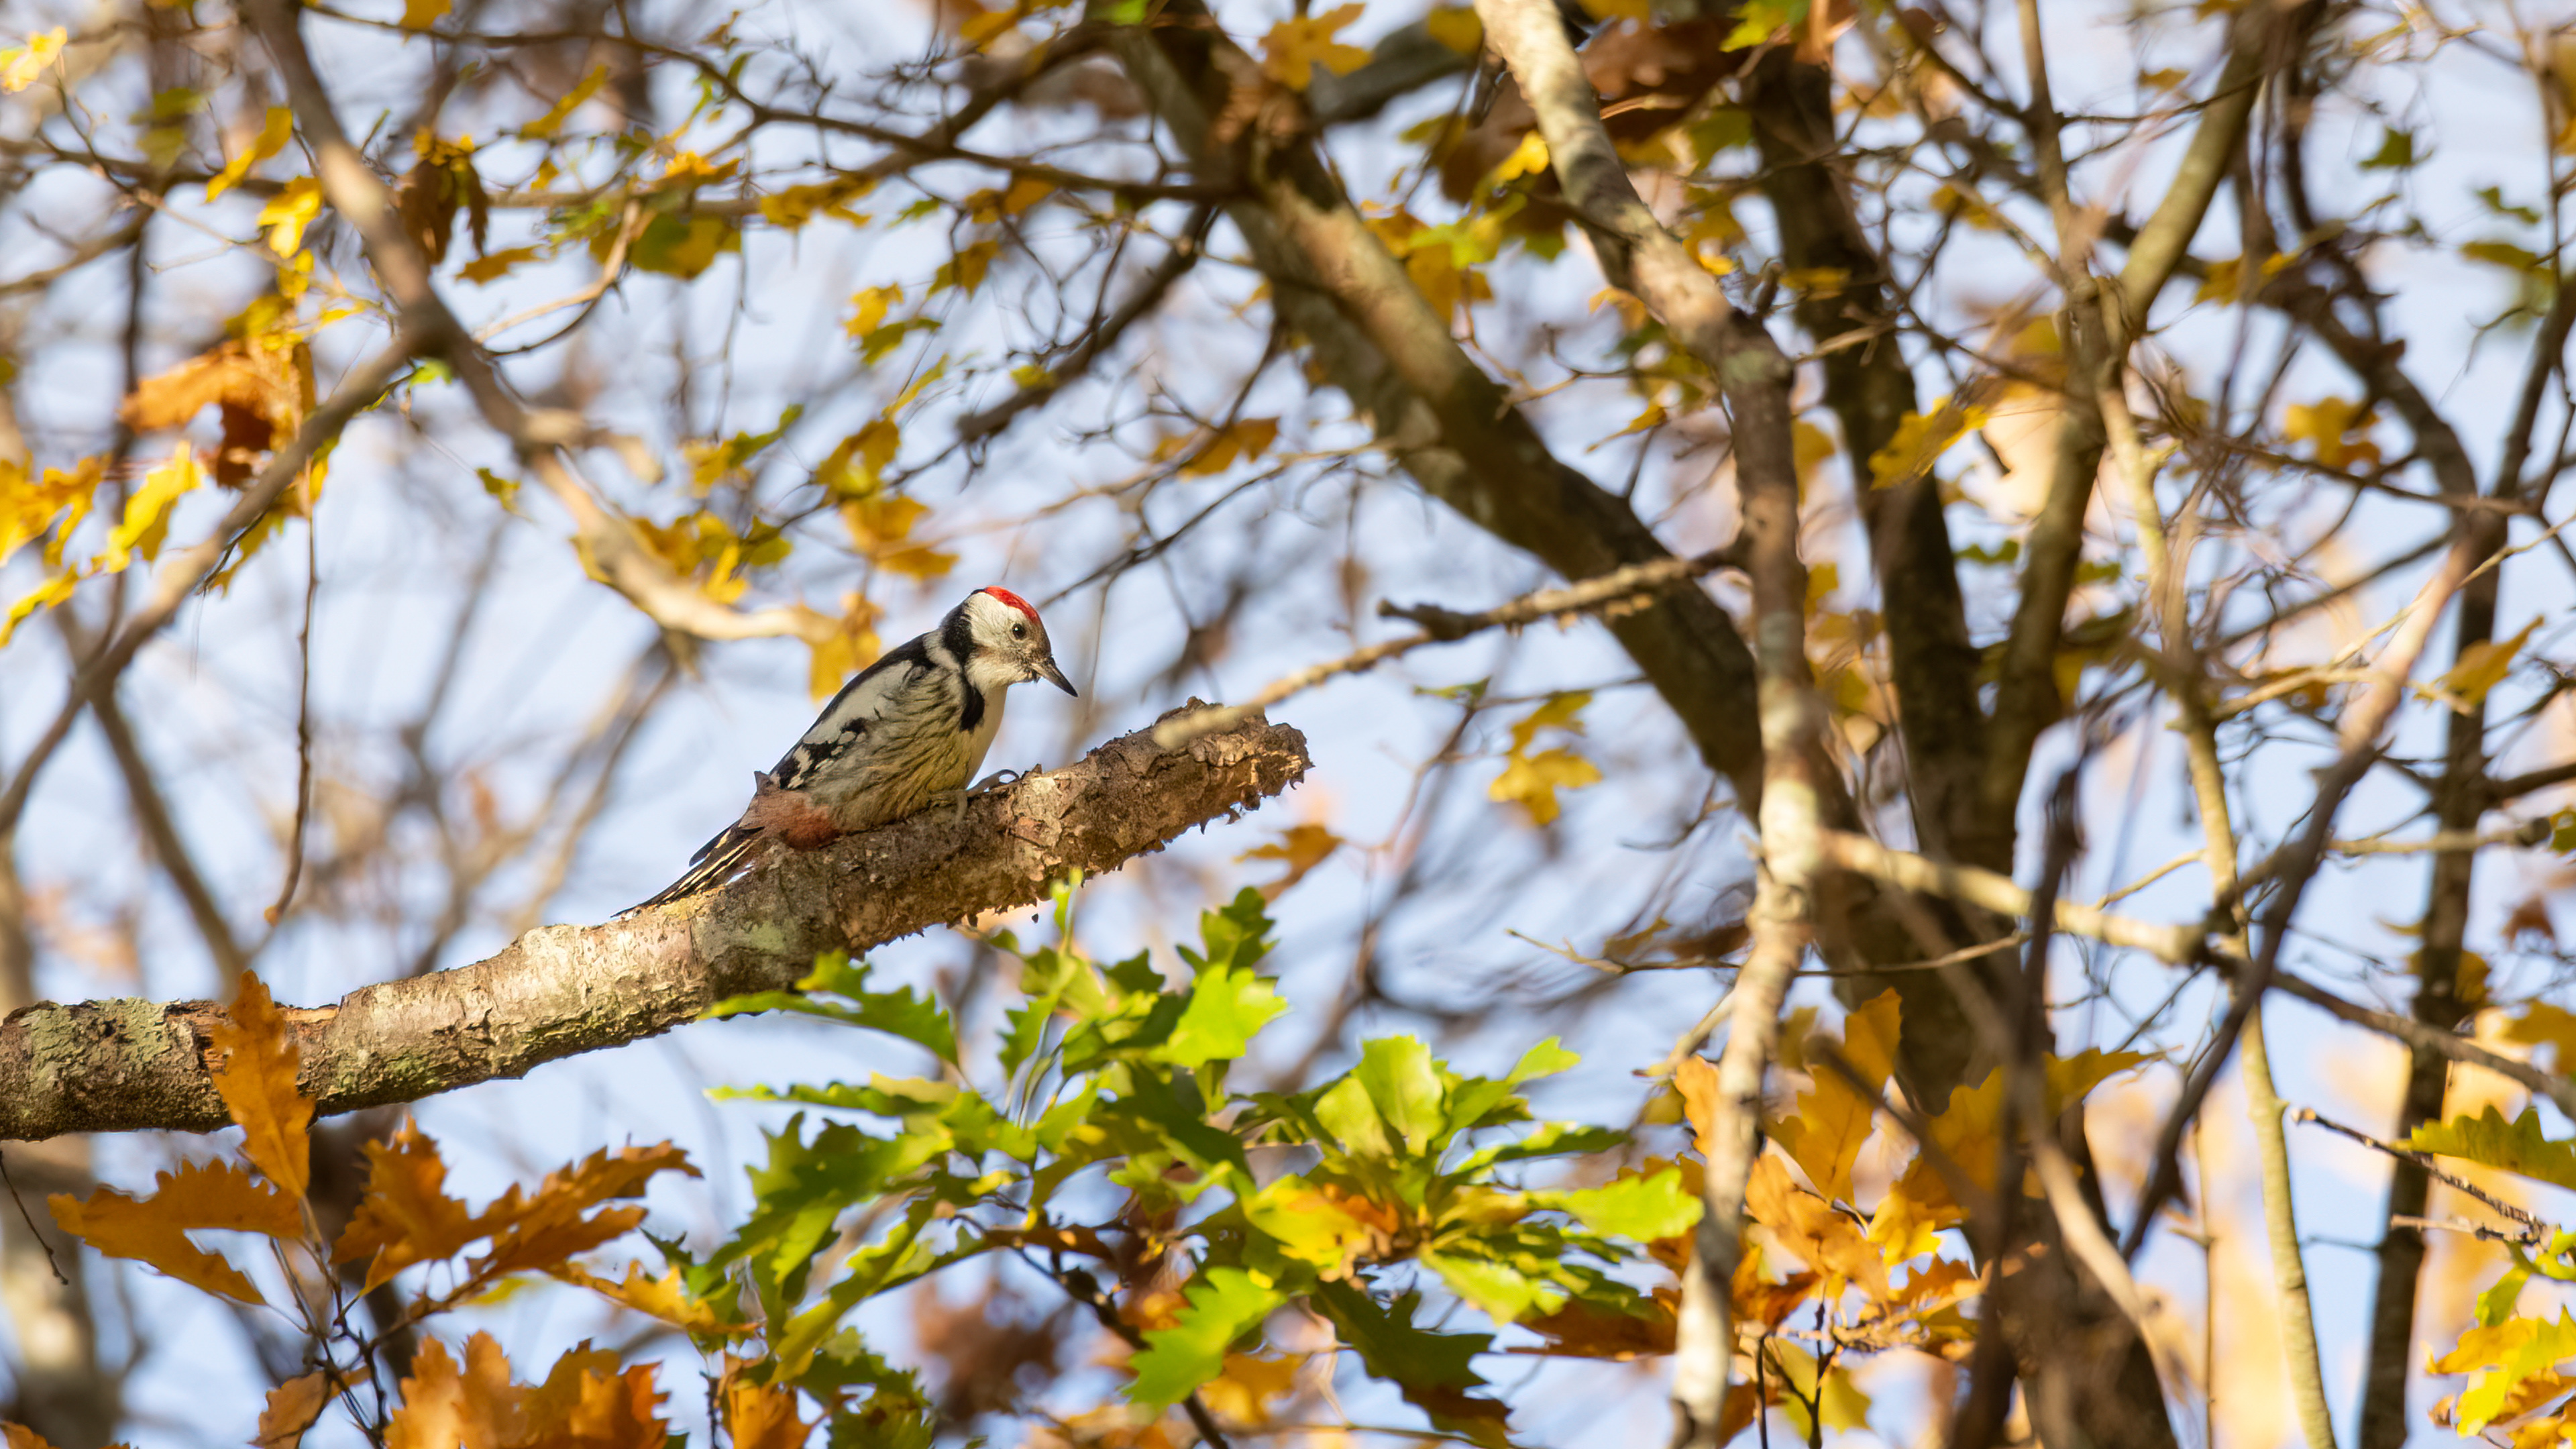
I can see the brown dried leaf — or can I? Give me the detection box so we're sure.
[1519,1296,1675,1358]
[120,339,311,487]
[335,1118,482,1291]
[253,1371,337,1449]
[50,1159,302,1305]
[209,971,314,1199]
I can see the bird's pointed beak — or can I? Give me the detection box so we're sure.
[1036,657,1077,696]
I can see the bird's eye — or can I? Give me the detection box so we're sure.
[1011,623,1027,639]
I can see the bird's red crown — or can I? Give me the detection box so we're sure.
[978,585,1040,623]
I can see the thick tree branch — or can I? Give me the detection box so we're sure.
[0,713,1308,1142]
[1743,50,1985,867]
[1112,4,1766,808]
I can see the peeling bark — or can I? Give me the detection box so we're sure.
[0,713,1308,1142]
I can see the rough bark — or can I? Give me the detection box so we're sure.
[0,830,117,1448]
[1111,3,1767,808]
[2355,268,2573,1449]
[0,713,1308,1142]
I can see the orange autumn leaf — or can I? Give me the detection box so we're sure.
[723,1377,812,1449]
[51,1158,302,1305]
[254,1371,339,1449]
[336,1118,484,1291]
[1776,988,1900,1205]
[1236,822,1342,900]
[521,1342,623,1428]
[209,971,314,1199]
[534,1360,667,1449]
[1743,1154,1889,1300]
[463,1143,697,1285]
[1674,1055,1722,1162]
[385,1335,522,1449]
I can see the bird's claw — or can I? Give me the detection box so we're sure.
[932,767,1035,825]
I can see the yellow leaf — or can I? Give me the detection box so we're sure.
[1508,690,1590,754]
[1782,988,1899,1204]
[1261,4,1371,90]
[97,445,202,574]
[1886,1049,2151,1226]
[553,1263,731,1336]
[0,568,80,649]
[1199,1352,1302,1425]
[1,456,103,568]
[846,284,902,338]
[1,28,66,93]
[254,1371,337,1449]
[1589,286,1648,330]
[932,238,1000,297]
[1865,1178,1943,1265]
[400,0,450,30]
[1577,0,1650,20]
[208,971,314,1200]
[1792,420,1837,492]
[1488,130,1550,184]
[2442,616,2541,706]
[519,65,608,140]
[2502,1002,2576,1069]
[335,1118,484,1291]
[460,246,543,284]
[1424,7,1483,54]
[1237,822,1343,900]
[795,594,883,702]
[205,107,292,203]
[1869,384,1995,490]
[256,177,324,257]
[2284,394,2381,471]
[1000,173,1053,216]
[1491,746,1601,826]
[50,1159,303,1305]
[758,176,875,231]
[1181,417,1281,476]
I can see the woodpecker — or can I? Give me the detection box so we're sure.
[631,585,1075,910]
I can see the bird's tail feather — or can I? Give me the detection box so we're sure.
[627,826,763,912]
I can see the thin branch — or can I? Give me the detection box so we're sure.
[2294,1109,2546,1240]
[1151,547,1737,749]
[243,0,822,648]
[0,337,416,839]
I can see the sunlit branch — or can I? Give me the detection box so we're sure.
[0,713,1308,1141]
[1150,546,1738,751]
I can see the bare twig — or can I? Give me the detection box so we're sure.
[1151,547,1735,750]
[2294,1109,2546,1240]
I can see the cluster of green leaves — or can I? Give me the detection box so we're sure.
[670,882,1701,1444]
